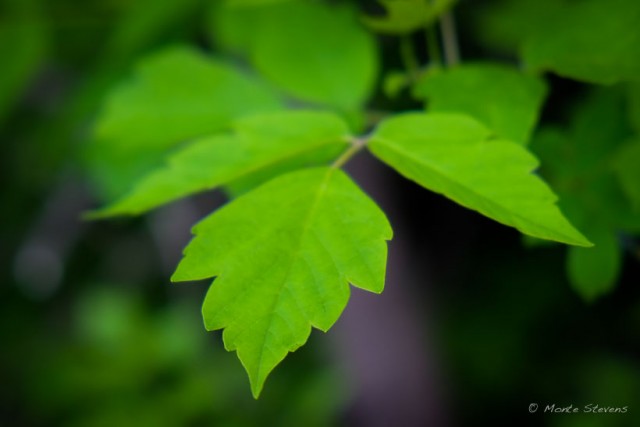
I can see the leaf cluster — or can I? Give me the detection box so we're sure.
[87,0,640,396]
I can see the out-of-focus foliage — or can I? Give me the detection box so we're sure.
[628,83,640,132]
[6,287,346,426]
[522,0,640,85]
[475,0,640,84]
[414,63,547,144]
[531,89,640,300]
[362,0,456,34]
[613,141,640,210]
[211,0,378,111]
[440,248,640,426]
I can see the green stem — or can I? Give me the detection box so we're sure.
[426,24,442,66]
[439,10,460,66]
[400,35,420,80]
[332,136,368,169]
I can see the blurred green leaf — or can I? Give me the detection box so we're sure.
[362,0,456,34]
[531,89,638,229]
[530,126,575,185]
[210,1,378,110]
[252,1,378,110]
[612,141,640,211]
[414,63,547,144]
[531,88,640,298]
[104,0,202,62]
[533,89,631,178]
[92,111,350,216]
[471,0,564,54]
[208,1,261,54]
[523,0,640,84]
[567,225,622,302]
[369,113,591,246]
[224,0,297,7]
[172,167,392,397]
[86,46,283,201]
[570,90,632,170]
[628,83,640,133]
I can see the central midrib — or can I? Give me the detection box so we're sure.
[253,168,336,384]
[372,136,582,244]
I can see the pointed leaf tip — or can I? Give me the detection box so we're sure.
[369,113,591,247]
[172,167,391,395]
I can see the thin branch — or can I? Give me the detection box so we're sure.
[439,10,460,66]
[332,136,368,169]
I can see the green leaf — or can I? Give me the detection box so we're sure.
[369,113,591,246]
[528,126,573,184]
[86,46,283,201]
[362,0,456,34]
[522,0,640,84]
[103,0,202,61]
[569,89,631,166]
[568,226,622,302]
[471,0,564,54]
[531,89,640,232]
[249,1,378,110]
[208,1,377,110]
[612,141,640,211]
[414,64,547,144]
[172,167,392,397]
[91,111,350,217]
[208,1,259,54]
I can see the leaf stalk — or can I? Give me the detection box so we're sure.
[332,136,368,169]
[439,10,460,66]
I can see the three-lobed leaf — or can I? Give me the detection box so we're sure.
[172,167,392,397]
[369,113,591,246]
[91,111,350,217]
[414,64,546,145]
